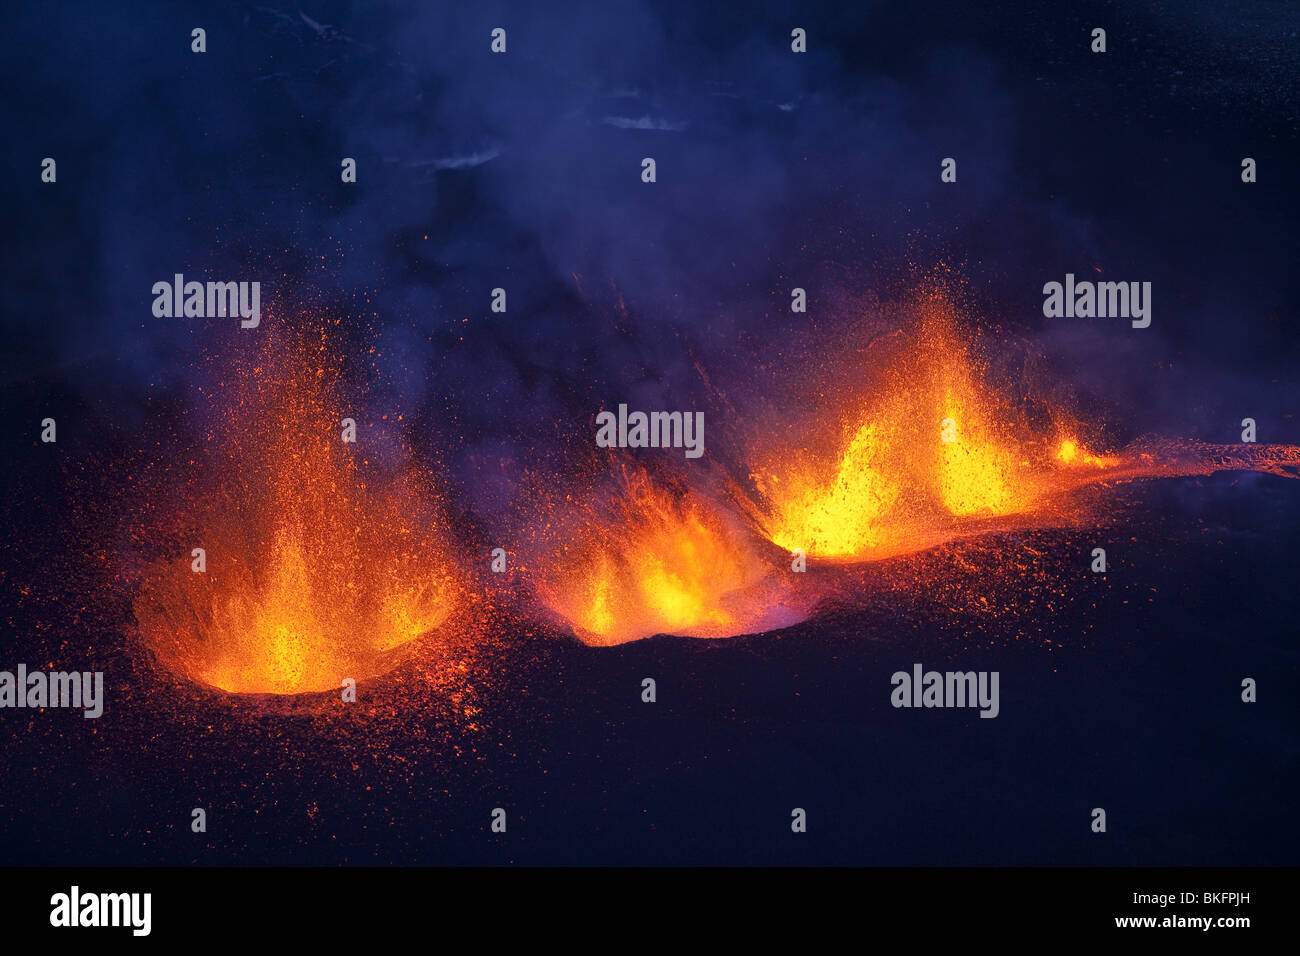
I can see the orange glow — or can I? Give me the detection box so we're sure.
[537,467,789,646]
[133,332,462,695]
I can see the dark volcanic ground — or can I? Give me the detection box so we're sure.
[1,464,1295,866]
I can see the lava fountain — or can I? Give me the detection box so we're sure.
[132,328,465,695]
[534,464,800,646]
[749,299,1300,563]
[753,313,1054,561]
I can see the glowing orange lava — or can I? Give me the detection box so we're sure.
[751,298,1298,563]
[756,311,1052,560]
[1054,438,1117,468]
[536,466,795,646]
[133,332,463,695]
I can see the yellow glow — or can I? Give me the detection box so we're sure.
[937,398,1021,516]
[768,422,902,558]
[1055,437,1118,468]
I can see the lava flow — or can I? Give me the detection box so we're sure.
[132,329,465,695]
[534,464,799,646]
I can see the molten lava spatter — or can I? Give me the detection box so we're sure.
[133,332,463,695]
[1054,439,1117,468]
[131,298,1300,663]
[536,466,796,646]
[757,314,1041,560]
[752,301,1300,563]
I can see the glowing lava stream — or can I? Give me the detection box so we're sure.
[133,333,464,696]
